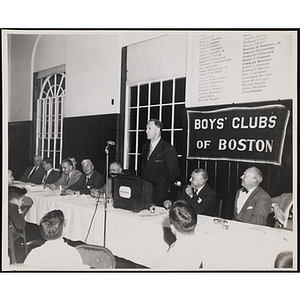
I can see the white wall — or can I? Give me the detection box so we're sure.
[9,34,38,122]
[7,31,173,122]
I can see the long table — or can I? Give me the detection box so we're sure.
[25,189,296,270]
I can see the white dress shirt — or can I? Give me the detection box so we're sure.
[236,187,256,214]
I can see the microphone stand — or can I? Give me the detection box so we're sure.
[103,145,110,247]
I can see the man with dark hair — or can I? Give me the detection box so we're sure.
[65,159,103,195]
[8,186,27,230]
[41,157,60,185]
[155,200,203,270]
[274,251,293,268]
[24,210,87,270]
[8,186,33,229]
[176,168,217,216]
[141,119,181,206]
[233,166,272,225]
[20,155,46,184]
[46,158,82,190]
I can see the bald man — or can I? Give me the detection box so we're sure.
[233,166,271,226]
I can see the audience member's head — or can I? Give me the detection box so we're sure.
[189,168,208,190]
[42,157,54,171]
[8,170,14,185]
[240,166,263,190]
[8,186,27,206]
[109,162,123,175]
[81,159,94,176]
[169,200,197,236]
[68,157,77,169]
[274,251,293,268]
[61,159,74,175]
[33,155,43,167]
[39,210,65,241]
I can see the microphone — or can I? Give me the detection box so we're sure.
[107,141,115,146]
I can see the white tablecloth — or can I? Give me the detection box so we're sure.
[25,190,296,270]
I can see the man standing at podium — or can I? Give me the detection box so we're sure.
[142,119,181,206]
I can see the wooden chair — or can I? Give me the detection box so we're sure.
[76,244,116,269]
[8,222,28,264]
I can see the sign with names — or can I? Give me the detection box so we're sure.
[186,31,296,107]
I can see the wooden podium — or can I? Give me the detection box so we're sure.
[113,174,153,212]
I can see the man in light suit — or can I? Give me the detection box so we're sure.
[141,119,181,206]
[41,157,61,185]
[177,168,217,216]
[20,155,46,184]
[65,159,103,195]
[233,166,271,226]
[47,158,82,191]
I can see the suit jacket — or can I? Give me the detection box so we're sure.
[43,169,61,185]
[233,186,272,225]
[141,138,181,206]
[179,183,217,216]
[20,166,46,184]
[68,170,103,194]
[53,169,82,190]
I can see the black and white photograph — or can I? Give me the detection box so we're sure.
[2,28,297,276]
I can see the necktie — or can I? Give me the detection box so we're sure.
[28,166,37,178]
[147,142,153,160]
[66,174,70,184]
[42,172,48,184]
[242,187,249,194]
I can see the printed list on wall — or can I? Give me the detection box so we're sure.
[186,31,296,107]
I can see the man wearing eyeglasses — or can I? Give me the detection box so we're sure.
[172,168,217,216]
[233,166,271,226]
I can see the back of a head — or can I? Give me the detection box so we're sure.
[169,200,197,234]
[8,186,27,201]
[274,251,293,268]
[39,210,64,241]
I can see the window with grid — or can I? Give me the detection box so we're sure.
[35,73,65,169]
[124,77,186,174]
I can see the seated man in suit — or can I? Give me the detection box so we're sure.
[20,155,46,184]
[65,159,103,195]
[41,157,61,185]
[170,168,217,216]
[155,200,203,270]
[46,158,82,191]
[233,166,271,226]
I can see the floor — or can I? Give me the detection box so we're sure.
[8,222,148,269]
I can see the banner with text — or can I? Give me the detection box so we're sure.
[187,105,290,165]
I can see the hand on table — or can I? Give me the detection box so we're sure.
[163,200,172,210]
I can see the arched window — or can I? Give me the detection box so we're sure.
[35,72,65,169]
